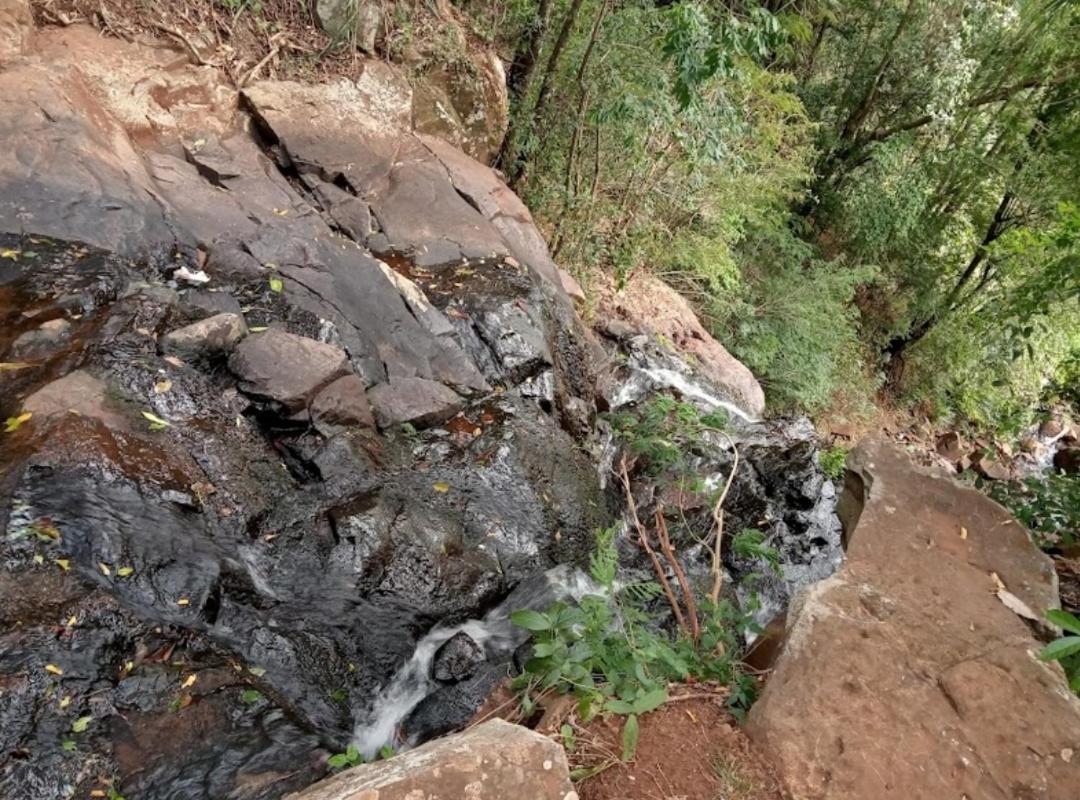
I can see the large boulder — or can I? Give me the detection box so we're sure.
[747,438,1080,800]
[593,270,765,419]
[287,719,576,800]
[229,329,351,412]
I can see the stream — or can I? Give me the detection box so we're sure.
[0,235,843,799]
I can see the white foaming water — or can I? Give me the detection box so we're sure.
[351,565,599,758]
[639,367,758,424]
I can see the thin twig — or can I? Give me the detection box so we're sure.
[619,456,688,636]
[708,432,740,604]
[654,507,699,642]
[240,43,280,87]
[152,22,216,67]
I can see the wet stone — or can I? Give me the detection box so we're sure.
[431,631,485,683]
[10,317,71,358]
[161,312,248,359]
[228,328,351,412]
[310,375,376,435]
[367,377,463,429]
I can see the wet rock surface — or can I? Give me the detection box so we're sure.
[0,19,845,800]
[747,439,1080,799]
[287,719,574,800]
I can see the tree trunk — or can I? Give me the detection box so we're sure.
[505,0,555,102]
[505,0,587,187]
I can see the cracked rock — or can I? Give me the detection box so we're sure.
[228,328,351,412]
[367,377,463,429]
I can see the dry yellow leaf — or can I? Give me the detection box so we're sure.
[154,380,172,394]
[55,558,70,571]
[990,571,1006,591]
[59,695,72,708]
[0,362,31,371]
[433,482,450,493]
[99,562,111,576]
[90,791,106,798]
[125,660,134,672]
[960,526,968,540]
[4,412,32,433]
[181,674,197,689]
[177,597,190,606]
[66,615,76,627]
[45,664,63,675]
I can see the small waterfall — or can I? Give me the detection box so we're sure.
[350,565,598,758]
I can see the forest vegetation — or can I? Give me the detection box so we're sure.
[460,0,1079,434]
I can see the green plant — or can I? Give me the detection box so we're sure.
[731,528,780,575]
[1039,609,1080,694]
[511,525,758,760]
[986,473,1079,550]
[818,445,849,481]
[605,395,729,477]
[327,744,364,770]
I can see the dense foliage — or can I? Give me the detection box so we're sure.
[463,0,1080,429]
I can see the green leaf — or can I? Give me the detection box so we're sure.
[4,412,32,433]
[71,715,92,733]
[1039,636,1080,662]
[327,753,350,769]
[1046,609,1080,636]
[620,714,639,762]
[240,689,262,704]
[141,411,171,430]
[530,641,556,658]
[378,745,395,760]
[605,698,635,715]
[268,277,284,294]
[61,739,77,752]
[631,686,668,715]
[510,609,552,631]
[346,744,360,762]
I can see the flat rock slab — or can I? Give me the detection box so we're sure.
[228,328,350,412]
[286,719,576,800]
[747,438,1080,800]
[367,376,463,429]
[22,369,130,431]
[160,312,248,359]
[311,375,376,435]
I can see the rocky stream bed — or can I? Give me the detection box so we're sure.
[0,19,847,800]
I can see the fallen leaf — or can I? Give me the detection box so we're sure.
[33,554,44,565]
[163,355,185,368]
[996,588,1038,621]
[99,563,111,576]
[990,571,1006,591]
[248,666,266,677]
[433,481,450,493]
[55,559,70,571]
[125,660,134,672]
[177,597,190,606]
[4,412,32,432]
[45,664,64,675]
[71,715,91,733]
[90,791,106,798]
[0,248,20,260]
[249,326,268,333]
[268,277,284,294]
[61,739,76,752]
[141,410,172,431]
[959,526,968,540]
[60,695,71,708]
[154,380,172,394]
[181,674,197,689]
[0,362,31,371]
[66,615,76,627]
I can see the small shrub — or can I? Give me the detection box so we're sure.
[818,444,849,481]
[986,472,1079,550]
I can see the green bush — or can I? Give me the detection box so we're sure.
[986,472,1080,550]
[1039,609,1080,695]
[818,445,849,481]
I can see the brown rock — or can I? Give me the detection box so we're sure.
[287,720,575,800]
[971,450,1012,481]
[1054,445,1080,474]
[935,430,965,464]
[558,269,586,304]
[592,270,765,418]
[747,439,1078,800]
[1040,417,1065,438]
[367,377,463,429]
[311,375,376,435]
[22,369,130,430]
[0,0,32,64]
[161,313,248,359]
[228,329,351,412]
